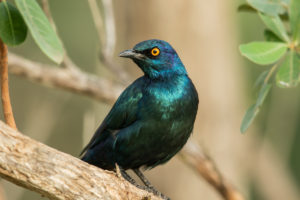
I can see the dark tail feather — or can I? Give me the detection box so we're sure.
[79,123,108,157]
[81,150,92,163]
[80,135,116,170]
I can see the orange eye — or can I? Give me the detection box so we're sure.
[151,47,160,56]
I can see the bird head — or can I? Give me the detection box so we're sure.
[119,39,187,79]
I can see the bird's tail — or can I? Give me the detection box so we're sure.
[80,132,116,170]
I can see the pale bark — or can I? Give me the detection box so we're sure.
[0,120,161,200]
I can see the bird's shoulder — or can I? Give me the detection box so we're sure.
[104,76,147,127]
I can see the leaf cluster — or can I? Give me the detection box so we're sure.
[239,0,300,133]
[0,0,64,63]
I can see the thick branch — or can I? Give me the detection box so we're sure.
[8,53,244,200]
[0,120,161,200]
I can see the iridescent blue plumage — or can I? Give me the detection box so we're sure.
[81,39,198,171]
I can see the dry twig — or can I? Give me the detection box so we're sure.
[181,141,245,200]
[0,40,17,130]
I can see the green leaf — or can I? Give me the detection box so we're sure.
[241,104,259,133]
[276,51,300,88]
[238,3,289,21]
[259,13,289,42]
[15,0,64,64]
[264,29,283,42]
[239,42,287,65]
[290,0,300,42]
[241,83,271,133]
[247,0,285,16]
[256,83,272,106]
[0,1,27,46]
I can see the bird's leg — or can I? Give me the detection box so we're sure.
[121,170,136,185]
[116,165,148,190]
[133,168,170,200]
[133,168,153,187]
[117,165,170,199]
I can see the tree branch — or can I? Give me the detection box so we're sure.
[8,52,244,200]
[180,141,244,200]
[8,53,123,104]
[0,120,161,200]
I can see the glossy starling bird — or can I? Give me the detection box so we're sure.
[81,39,198,197]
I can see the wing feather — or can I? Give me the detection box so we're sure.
[80,77,145,156]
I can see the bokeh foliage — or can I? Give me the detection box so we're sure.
[239,0,300,133]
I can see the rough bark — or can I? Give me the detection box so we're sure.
[0,120,160,200]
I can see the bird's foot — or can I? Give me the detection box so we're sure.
[140,186,171,200]
[143,185,170,200]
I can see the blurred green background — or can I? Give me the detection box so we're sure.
[0,0,300,199]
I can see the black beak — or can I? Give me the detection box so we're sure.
[119,49,145,60]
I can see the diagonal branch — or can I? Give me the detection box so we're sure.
[8,53,123,104]
[8,52,245,200]
[180,141,244,200]
[0,120,161,200]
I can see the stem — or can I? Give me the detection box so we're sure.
[264,64,278,84]
[0,40,17,130]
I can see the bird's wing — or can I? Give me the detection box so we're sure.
[80,77,145,156]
